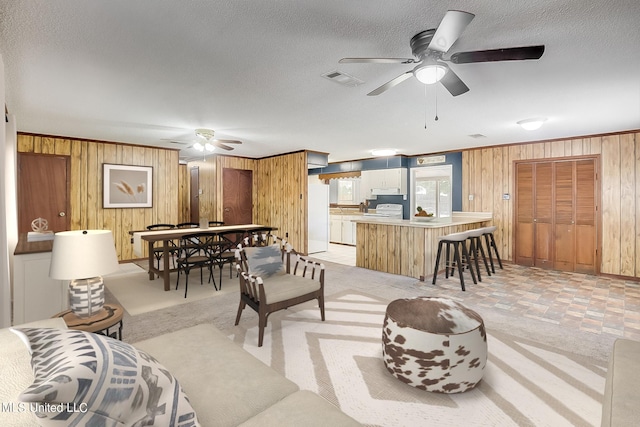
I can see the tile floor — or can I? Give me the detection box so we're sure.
[309,243,640,341]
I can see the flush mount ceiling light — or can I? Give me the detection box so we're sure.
[517,117,547,131]
[371,149,397,157]
[413,60,449,84]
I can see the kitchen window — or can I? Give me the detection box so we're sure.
[329,178,361,205]
[411,165,452,217]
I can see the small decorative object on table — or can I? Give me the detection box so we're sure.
[413,206,436,222]
[27,217,54,241]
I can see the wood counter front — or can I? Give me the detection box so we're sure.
[353,213,492,280]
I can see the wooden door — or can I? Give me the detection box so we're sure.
[190,166,199,223]
[222,168,253,225]
[574,159,597,274]
[515,163,534,266]
[554,161,575,271]
[534,162,553,268]
[514,157,598,274]
[18,153,70,233]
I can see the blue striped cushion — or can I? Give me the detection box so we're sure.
[11,327,200,426]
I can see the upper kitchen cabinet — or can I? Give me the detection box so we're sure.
[361,168,407,197]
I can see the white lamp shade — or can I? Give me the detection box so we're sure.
[49,230,120,280]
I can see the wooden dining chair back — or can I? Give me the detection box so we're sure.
[245,227,275,247]
[175,232,218,297]
[146,223,177,271]
[234,239,325,347]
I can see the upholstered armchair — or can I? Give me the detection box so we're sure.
[234,241,325,347]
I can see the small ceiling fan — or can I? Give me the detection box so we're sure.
[339,10,545,97]
[168,128,242,151]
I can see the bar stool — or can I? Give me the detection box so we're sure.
[466,228,491,281]
[480,226,503,273]
[432,231,477,291]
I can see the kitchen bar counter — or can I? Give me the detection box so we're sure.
[351,212,492,228]
[353,212,492,280]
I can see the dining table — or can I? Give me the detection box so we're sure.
[131,224,276,291]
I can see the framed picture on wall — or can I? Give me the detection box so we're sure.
[103,164,153,208]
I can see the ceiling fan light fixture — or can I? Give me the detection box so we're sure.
[204,143,215,152]
[193,142,204,151]
[414,61,448,84]
[517,117,547,130]
[371,149,397,157]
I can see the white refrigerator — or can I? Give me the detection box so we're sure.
[307,184,329,253]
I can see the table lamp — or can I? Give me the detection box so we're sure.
[49,230,120,317]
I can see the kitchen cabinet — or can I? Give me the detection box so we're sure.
[329,214,358,245]
[330,216,342,242]
[361,168,407,196]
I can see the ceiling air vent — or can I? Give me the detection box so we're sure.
[468,134,487,139]
[321,70,364,87]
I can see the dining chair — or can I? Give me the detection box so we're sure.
[176,222,199,228]
[209,221,225,227]
[175,232,219,297]
[246,227,275,247]
[146,223,177,272]
[212,230,246,286]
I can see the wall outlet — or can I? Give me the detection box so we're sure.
[468,194,474,201]
[503,193,510,200]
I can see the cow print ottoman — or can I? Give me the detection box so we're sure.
[382,296,487,393]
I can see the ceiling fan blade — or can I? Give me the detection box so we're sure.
[367,71,414,96]
[339,57,416,64]
[214,143,234,151]
[214,139,242,144]
[439,68,469,96]
[449,45,545,64]
[428,10,475,53]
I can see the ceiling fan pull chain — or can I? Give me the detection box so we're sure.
[434,84,439,121]
[424,85,428,129]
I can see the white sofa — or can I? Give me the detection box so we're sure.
[0,319,361,427]
[601,339,640,427]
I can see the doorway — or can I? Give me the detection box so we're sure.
[514,157,599,274]
[222,168,253,225]
[17,153,71,233]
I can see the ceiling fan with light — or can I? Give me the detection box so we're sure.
[169,128,242,152]
[339,10,545,97]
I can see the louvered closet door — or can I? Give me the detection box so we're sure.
[515,157,598,274]
[534,162,553,268]
[554,161,575,271]
[515,163,534,266]
[574,159,597,273]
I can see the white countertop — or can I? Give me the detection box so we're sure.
[351,212,492,228]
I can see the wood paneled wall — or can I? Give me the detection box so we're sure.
[178,164,190,223]
[462,132,640,278]
[17,135,180,261]
[255,152,308,252]
[187,152,308,253]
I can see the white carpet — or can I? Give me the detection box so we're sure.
[105,264,237,316]
[228,290,606,427]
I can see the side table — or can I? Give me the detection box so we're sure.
[52,303,124,340]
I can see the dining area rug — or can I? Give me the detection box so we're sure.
[104,263,237,316]
[225,289,606,427]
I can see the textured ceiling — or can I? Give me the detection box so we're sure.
[1,1,639,163]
